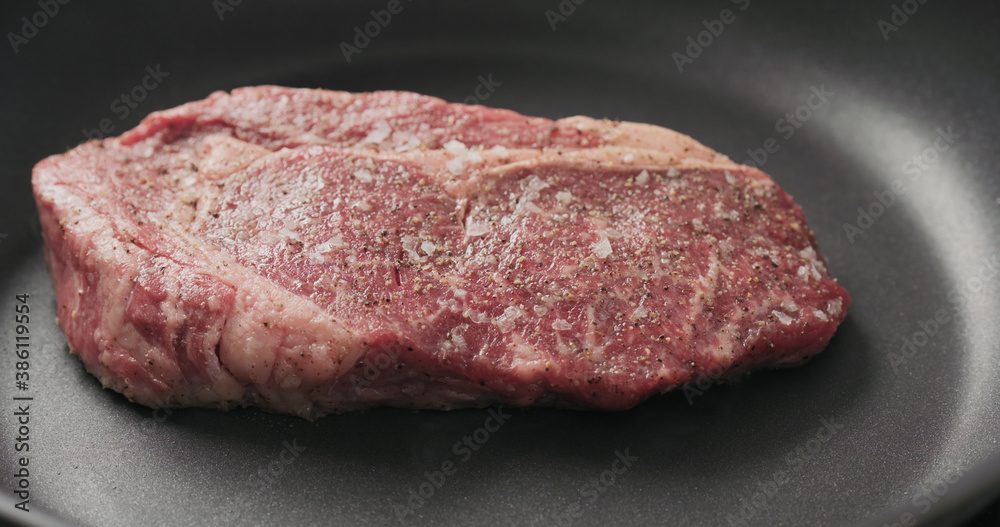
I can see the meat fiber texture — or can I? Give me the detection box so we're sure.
[32,86,850,418]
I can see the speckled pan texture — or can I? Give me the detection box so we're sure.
[1,1,999,526]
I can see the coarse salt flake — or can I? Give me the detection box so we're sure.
[635,169,650,186]
[446,157,466,175]
[490,145,509,157]
[353,168,374,183]
[362,121,392,144]
[552,319,573,331]
[826,298,843,317]
[465,219,491,237]
[771,310,793,325]
[443,139,467,154]
[592,237,613,258]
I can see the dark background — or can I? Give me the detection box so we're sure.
[1,1,999,526]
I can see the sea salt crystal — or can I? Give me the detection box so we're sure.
[635,169,650,186]
[362,120,391,144]
[353,168,374,183]
[446,157,466,175]
[593,237,612,258]
[552,319,573,331]
[443,139,467,154]
[771,310,793,325]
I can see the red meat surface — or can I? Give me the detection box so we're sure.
[32,87,849,417]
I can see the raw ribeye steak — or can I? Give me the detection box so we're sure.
[32,86,850,417]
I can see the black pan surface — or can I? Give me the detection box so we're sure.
[1,1,999,526]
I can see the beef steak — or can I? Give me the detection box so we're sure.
[32,86,850,417]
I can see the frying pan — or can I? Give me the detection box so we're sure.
[1,1,999,525]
